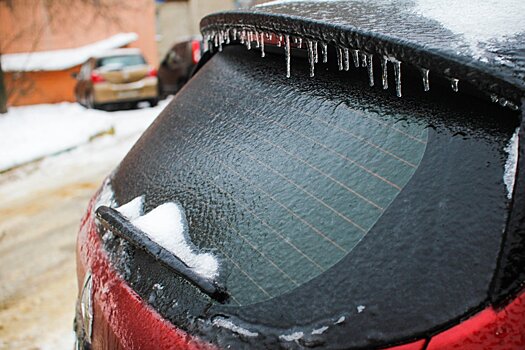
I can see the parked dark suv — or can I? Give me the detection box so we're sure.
[75,1,525,349]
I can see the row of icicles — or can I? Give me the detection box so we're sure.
[202,28,519,110]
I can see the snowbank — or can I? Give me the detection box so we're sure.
[1,32,138,72]
[0,99,170,172]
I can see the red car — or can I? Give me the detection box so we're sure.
[75,1,525,349]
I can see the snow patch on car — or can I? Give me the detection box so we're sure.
[279,331,304,342]
[95,178,116,209]
[212,318,259,337]
[115,197,219,280]
[504,128,520,199]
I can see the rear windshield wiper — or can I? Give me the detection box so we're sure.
[96,206,229,303]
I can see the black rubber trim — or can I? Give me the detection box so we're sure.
[95,206,229,302]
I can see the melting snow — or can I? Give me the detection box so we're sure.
[115,197,219,280]
[504,128,520,199]
[212,318,259,337]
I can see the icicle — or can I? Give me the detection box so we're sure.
[214,33,219,48]
[313,41,319,63]
[255,30,260,48]
[260,32,265,58]
[278,34,283,47]
[393,59,402,97]
[421,68,430,92]
[285,35,291,78]
[240,30,246,44]
[361,52,368,67]
[248,31,253,50]
[343,48,350,71]
[336,47,343,71]
[450,78,459,92]
[268,33,273,40]
[322,43,328,63]
[381,57,388,90]
[218,31,223,52]
[298,37,302,48]
[352,50,360,67]
[225,29,231,44]
[307,40,315,77]
[367,54,374,86]
[232,28,238,41]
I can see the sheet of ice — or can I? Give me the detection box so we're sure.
[1,32,138,72]
[504,128,520,199]
[0,98,171,172]
[414,0,525,57]
[212,318,259,337]
[117,197,219,280]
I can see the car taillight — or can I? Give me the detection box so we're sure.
[148,67,157,77]
[90,72,105,84]
[191,40,201,64]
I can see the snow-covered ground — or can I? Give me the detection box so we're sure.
[0,98,172,350]
[0,99,171,173]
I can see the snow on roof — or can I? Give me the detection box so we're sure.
[1,32,138,72]
[93,48,143,59]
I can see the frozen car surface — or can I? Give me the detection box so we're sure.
[76,1,525,349]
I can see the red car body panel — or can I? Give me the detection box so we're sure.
[77,197,525,349]
[77,198,216,350]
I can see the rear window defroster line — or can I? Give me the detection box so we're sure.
[95,205,229,303]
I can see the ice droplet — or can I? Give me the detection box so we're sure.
[367,54,374,87]
[313,41,319,63]
[343,48,350,71]
[285,34,291,78]
[352,49,360,67]
[322,43,328,63]
[260,32,265,58]
[381,56,388,90]
[450,78,459,92]
[393,59,402,97]
[336,47,343,71]
[307,40,315,77]
[421,68,430,92]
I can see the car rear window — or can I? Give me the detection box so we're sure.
[109,40,519,348]
[96,54,146,69]
[161,69,428,306]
